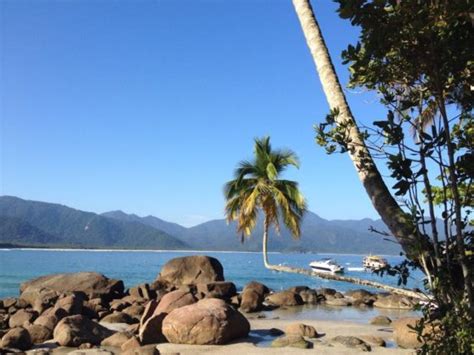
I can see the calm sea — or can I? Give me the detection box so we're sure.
[0,249,424,300]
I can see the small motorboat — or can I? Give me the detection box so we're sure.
[309,258,344,273]
[363,255,389,271]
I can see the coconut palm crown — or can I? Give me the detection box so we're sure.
[224,136,307,267]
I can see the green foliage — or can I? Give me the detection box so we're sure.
[320,0,474,352]
[224,137,307,240]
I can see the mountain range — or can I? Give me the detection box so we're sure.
[0,196,401,254]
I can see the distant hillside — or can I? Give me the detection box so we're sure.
[0,196,188,250]
[104,209,401,254]
[102,210,187,236]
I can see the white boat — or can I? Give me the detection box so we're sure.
[309,258,344,273]
[363,255,389,271]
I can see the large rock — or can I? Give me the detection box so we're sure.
[138,291,197,345]
[374,294,414,309]
[25,323,53,344]
[55,293,85,315]
[20,272,124,302]
[101,312,135,324]
[162,298,250,345]
[101,331,134,347]
[19,287,59,313]
[393,317,423,349]
[239,281,269,313]
[345,289,374,300]
[299,289,318,304]
[265,291,303,307]
[157,256,224,286]
[284,323,318,338]
[34,307,68,330]
[325,297,352,307]
[8,309,38,328]
[53,315,114,346]
[1,327,33,351]
[197,282,236,299]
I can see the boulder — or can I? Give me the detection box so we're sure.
[324,297,351,307]
[196,282,236,299]
[19,287,59,313]
[155,290,198,315]
[2,298,17,309]
[123,305,145,319]
[121,336,141,351]
[138,291,197,345]
[265,291,303,307]
[101,312,135,324]
[68,350,114,355]
[239,281,269,313]
[129,284,156,301]
[318,288,337,297]
[299,289,318,304]
[162,298,250,345]
[332,336,371,351]
[0,327,33,351]
[374,294,414,309]
[156,256,224,286]
[25,323,53,344]
[8,309,38,328]
[271,335,312,349]
[20,272,124,302]
[34,307,68,330]
[370,315,392,326]
[284,323,318,338]
[110,299,131,312]
[53,315,114,346]
[393,317,423,349]
[240,290,262,313]
[101,331,134,347]
[55,293,84,315]
[345,289,373,300]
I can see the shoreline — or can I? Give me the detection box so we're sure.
[0,248,402,257]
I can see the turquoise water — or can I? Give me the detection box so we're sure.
[0,249,424,299]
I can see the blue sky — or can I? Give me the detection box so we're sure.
[1,0,389,226]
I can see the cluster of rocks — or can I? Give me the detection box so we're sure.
[0,256,250,353]
[0,255,424,353]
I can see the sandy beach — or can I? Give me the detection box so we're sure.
[154,318,414,354]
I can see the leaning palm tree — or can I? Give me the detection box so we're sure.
[224,136,307,268]
[224,137,426,299]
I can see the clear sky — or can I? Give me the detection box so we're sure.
[1,0,389,226]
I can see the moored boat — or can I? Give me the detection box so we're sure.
[309,258,344,273]
[363,255,389,271]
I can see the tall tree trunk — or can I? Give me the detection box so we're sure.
[262,215,270,268]
[291,0,432,262]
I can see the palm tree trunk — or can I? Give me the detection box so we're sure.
[291,0,432,262]
[262,215,270,268]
